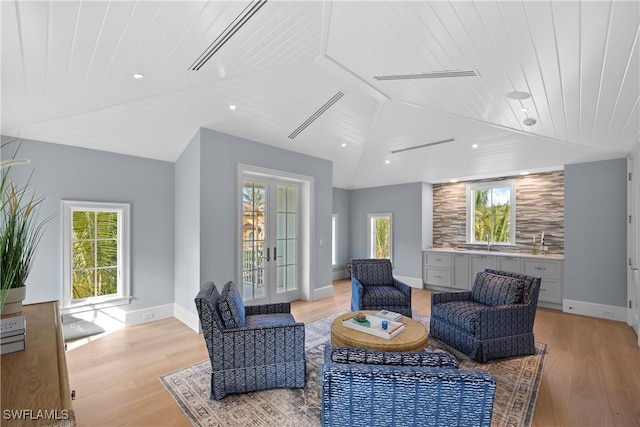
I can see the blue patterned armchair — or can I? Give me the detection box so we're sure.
[430,269,541,363]
[350,259,412,317]
[321,345,496,427]
[195,281,306,400]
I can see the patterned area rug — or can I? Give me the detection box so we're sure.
[161,312,547,427]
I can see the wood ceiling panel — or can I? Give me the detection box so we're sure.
[579,0,613,148]
[589,0,640,150]
[551,0,581,145]
[1,1,27,126]
[2,1,637,189]
[521,1,568,141]
[44,1,81,119]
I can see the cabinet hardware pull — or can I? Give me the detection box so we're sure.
[535,267,546,270]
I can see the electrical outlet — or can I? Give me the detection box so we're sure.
[602,310,615,318]
[143,312,154,321]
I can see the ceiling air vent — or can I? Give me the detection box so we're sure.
[391,138,455,154]
[374,69,479,81]
[288,91,345,139]
[189,0,267,71]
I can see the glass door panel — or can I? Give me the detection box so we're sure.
[275,184,298,295]
[241,179,299,303]
[242,180,266,301]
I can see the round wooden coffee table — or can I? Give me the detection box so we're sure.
[331,311,428,352]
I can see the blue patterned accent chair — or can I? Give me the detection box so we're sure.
[430,269,542,363]
[195,281,306,400]
[350,259,412,317]
[321,345,496,427]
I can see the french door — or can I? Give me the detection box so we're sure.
[241,178,300,304]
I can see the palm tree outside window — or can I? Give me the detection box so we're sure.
[466,180,516,245]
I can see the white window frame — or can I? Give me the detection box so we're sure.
[466,179,516,245]
[61,201,131,310]
[367,213,393,262]
[332,214,338,266]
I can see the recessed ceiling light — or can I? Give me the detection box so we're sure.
[521,108,528,112]
[472,144,478,148]
[523,117,537,126]
[133,73,144,79]
[520,171,530,175]
[341,143,347,148]
[229,104,237,110]
[450,179,458,183]
[385,160,390,164]
[505,91,531,100]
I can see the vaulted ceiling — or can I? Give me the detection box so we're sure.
[1,0,638,188]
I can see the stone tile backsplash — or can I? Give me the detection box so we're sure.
[433,171,564,254]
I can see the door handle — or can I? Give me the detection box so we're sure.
[273,247,282,259]
[263,247,270,262]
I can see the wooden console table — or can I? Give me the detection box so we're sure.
[1,301,75,426]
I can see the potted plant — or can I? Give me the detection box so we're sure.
[0,141,48,315]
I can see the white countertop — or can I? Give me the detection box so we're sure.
[425,247,564,261]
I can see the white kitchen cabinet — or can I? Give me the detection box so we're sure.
[452,253,470,290]
[470,254,497,280]
[523,259,563,304]
[498,256,522,273]
[423,249,563,308]
[423,252,452,287]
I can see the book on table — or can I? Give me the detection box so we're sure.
[1,316,26,338]
[1,334,25,354]
[375,310,403,321]
[343,314,405,339]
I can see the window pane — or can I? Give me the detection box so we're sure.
[287,213,296,238]
[332,215,337,265]
[375,217,390,259]
[97,211,118,238]
[287,187,296,212]
[470,182,513,244]
[97,239,118,267]
[73,241,95,269]
[287,239,296,265]
[277,185,286,212]
[97,268,118,296]
[72,270,95,299]
[73,211,95,239]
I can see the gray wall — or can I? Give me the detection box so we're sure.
[196,128,333,302]
[565,158,627,307]
[174,132,201,314]
[332,187,351,271]
[349,182,426,279]
[1,137,175,310]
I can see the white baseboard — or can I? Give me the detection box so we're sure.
[563,299,627,322]
[174,303,201,332]
[313,285,334,301]
[63,303,175,333]
[395,276,424,289]
[332,269,349,281]
[125,303,174,326]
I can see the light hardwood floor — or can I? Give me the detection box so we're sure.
[66,280,640,427]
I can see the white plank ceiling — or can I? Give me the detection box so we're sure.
[1,0,638,188]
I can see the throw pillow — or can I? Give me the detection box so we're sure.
[471,272,525,306]
[218,281,246,328]
[330,346,458,368]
